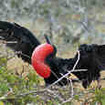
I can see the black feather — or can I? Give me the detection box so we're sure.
[0,21,40,64]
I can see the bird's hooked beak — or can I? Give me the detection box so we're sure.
[44,34,57,56]
[44,34,52,45]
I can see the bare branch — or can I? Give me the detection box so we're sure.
[47,51,81,88]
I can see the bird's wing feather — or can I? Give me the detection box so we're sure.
[78,44,105,70]
[95,45,105,70]
[0,21,40,64]
[71,44,105,88]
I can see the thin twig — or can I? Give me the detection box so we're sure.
[47,51,81,88]
[61,51,80,104]
[0,40,17,44]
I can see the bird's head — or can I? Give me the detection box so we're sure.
[31,35,56,78]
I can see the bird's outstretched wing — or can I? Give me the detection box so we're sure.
[0,21,40,64]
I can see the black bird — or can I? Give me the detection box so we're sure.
[0,21,105,88]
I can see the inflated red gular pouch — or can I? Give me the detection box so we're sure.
[31,43,54,78]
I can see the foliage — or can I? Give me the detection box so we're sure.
[0,56,44,105]
[0,56,105,105]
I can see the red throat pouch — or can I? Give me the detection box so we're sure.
[31,43,54,78]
